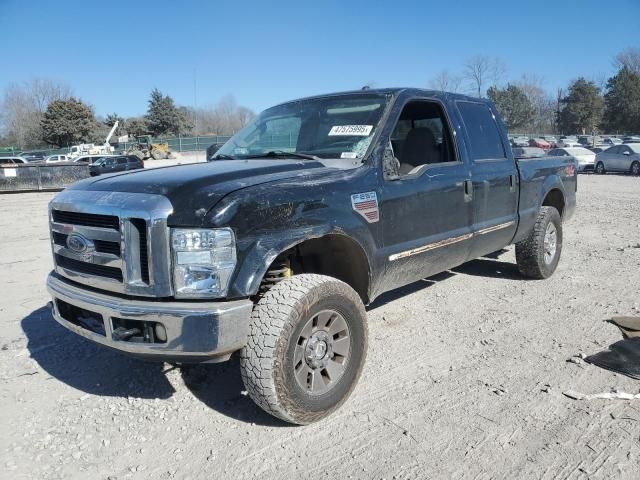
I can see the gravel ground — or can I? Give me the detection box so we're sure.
[1,174,640,479]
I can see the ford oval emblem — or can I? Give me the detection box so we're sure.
[66,233,90,253]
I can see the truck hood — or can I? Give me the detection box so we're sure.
[69,159,329,225]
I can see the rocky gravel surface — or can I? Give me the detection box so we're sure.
[1,174,640,479]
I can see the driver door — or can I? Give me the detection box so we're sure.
[379,99,473,291]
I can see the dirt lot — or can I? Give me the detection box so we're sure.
[1,174,639,479]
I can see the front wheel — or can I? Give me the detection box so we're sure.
[240,274,368,425]
[595,162,606,174]
[630,161,640,176]
[515,206,563,279]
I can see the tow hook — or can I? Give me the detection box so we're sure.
[112,327,141,341]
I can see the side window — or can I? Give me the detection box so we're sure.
[457,101,506,160]
[608,146,620,155]
[389,100,457,177]
[116,157,128,165]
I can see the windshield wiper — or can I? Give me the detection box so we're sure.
[245,150,321,161]
[212,153,236,160]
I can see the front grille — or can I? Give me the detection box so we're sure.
[52,210,120,230]
[49,191,173,297]
[52,231,121,256]
[56,254,123,281]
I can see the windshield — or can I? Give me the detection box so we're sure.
[214,93,391,160]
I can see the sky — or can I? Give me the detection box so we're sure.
[1,0,639,118]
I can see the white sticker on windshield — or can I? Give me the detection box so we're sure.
[341,152,358,159]
[329,125,373,136]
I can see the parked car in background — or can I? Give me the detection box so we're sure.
[602,137,622,146]
[589,147,607,154]
[89,155,144,176]
[74,154,116,165]
[45,154,71,163]
[595,144,640,175]
[0,156,28,165]
[541,136,557,148]
[548,147,596,172]
[512,147,547,159]
[510,136,530,147]
[20,150,48,161]
[557,138,581,148]
[529,138,551,151]
[622,136,640,144]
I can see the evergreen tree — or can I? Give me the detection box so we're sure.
[40,97,96,147]
[145,88,192,136]
[604,67,640,133]
[487,84,535,130]
[558,78,604,134]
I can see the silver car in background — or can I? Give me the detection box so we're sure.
[594,143,640,175]
[548,147,596,172]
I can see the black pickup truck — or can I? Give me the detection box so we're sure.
[46,88,576,424]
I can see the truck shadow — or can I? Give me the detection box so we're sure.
[21,305,287,426]
[453,258,526,280]
[21,306,176,399]
[368,257,526,310]
[179,361,289,427]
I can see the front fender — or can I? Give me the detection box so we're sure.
[206,180,380,299]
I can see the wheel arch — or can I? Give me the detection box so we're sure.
[238,232,373,304]
[542,188,565,218]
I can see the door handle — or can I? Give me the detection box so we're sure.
[463,179,473,202]
[509,174,516,192]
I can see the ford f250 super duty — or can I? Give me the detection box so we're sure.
[46,88,576,424]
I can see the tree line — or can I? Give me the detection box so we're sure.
[2,47,638,148]
[0,85,256,149]
[430,47,640,135]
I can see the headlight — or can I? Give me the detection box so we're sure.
[171,228,236,298]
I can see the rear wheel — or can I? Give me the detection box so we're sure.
[515,206,563,279]
[630,161,640,176]
[595,162,606,174]
[240,274,368,425]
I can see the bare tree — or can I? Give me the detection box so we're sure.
[614,47,640,74]
[429,70,462,92]
[188,95,256,136]
[464,55,491,97]
[0,77,72,148]
[464,55,507,98]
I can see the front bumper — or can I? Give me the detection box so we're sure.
[577,163,594,172]
[47,272,252,362]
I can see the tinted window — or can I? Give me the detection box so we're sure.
[116,157,127,164]
[608,146,620,155]
[0,159,13,164]
[457,101,506,160]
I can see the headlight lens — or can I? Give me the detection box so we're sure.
[171,228,236,298]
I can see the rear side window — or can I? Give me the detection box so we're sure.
[457,101,506,160]
[116,157,127,164]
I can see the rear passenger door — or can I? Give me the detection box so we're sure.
[115,157,128,172]
[455,101,518,259]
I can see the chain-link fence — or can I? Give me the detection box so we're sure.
[2,135,235,158]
